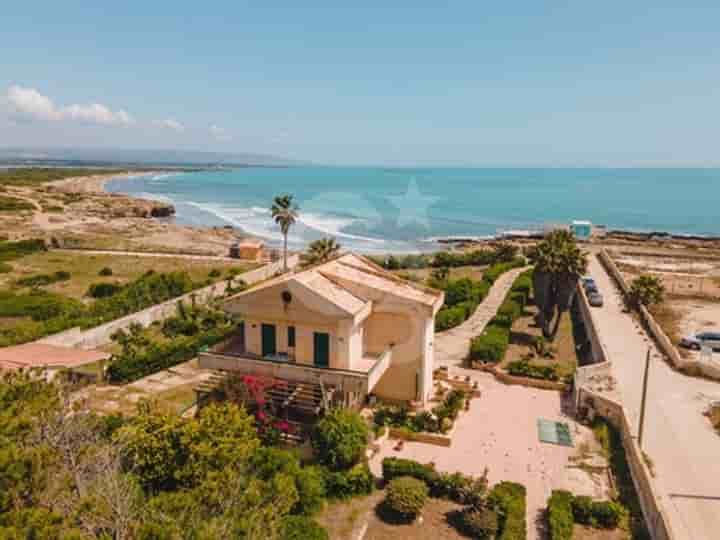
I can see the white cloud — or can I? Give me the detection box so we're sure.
[210,124,231,141]
[5,85,134,126]
[153,118,184,132]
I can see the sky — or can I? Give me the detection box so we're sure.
[1,1,719,166]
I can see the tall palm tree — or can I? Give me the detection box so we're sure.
[301,237,341,267]
[271,194,299,272]
[531,229,588,338]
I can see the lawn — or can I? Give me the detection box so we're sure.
[0,251,255,300]
[318,490,467,540]
[501,303,579,380]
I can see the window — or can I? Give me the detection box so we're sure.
[288,326,296,347]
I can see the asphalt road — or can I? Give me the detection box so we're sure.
[587,254,720,540]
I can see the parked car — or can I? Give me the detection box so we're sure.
[680,331,720,351]
[588,292,604,307]
[584,282,599,294]
[581,276,596,288]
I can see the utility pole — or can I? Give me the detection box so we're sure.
[638,348,651,448]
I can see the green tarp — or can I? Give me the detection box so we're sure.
[537,418,573,447]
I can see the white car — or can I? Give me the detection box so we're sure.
[680,331,720,351]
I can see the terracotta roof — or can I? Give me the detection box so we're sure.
[223,252,443,315]
[0,344,108,371]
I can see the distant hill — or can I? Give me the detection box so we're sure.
[0,147,306,167]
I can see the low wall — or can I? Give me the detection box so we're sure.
[388,427,452,447]
[37,255,297,350]
[577,388,676,540]
[472,362,567,391]
[598,250,720,381]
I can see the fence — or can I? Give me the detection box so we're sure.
[37,255,298,350]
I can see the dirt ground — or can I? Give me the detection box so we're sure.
[318,491,467,540]
[502,305,579,379]
[0,250,254,300]
[76,358,213,416]
[573,524,627,540]
[666,297,720,362]
[392,265,486,283]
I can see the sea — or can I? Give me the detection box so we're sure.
[105,167,720,253]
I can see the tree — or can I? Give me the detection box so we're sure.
[301,237,341,267]
[532,230,588,338]
[628,274,665,308]
[311,408,368,470]
[271,194,299,272]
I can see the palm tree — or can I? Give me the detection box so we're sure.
[531,230,588,338]
[271,194,299,272]
[628,275,665,308]
[301,237,341,267]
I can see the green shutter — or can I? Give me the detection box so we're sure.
[261,324,276,357]
[288,326,296,347]
[313,332,329,367]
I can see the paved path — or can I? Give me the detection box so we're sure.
[434,267,528,368]
[587,254,720,540]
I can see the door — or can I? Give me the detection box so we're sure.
[313,332,330,367]
[261,324,276,357]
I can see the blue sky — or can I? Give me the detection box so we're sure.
[2,1,719,166]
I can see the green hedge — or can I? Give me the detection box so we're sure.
[547,490,574,540]
[488,481,526,540]
[506,360,559,381]
[321,463,374,500]
[468,269,532,364]
[469,325,509,363]
[106,326,234,383]
[280,516,328,540]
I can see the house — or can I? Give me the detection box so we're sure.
[229,239,265,262]
[198,253,444,410]
[570,220,593,241]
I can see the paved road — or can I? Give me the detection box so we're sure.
[434,267,528,368]
[587,254,720,540]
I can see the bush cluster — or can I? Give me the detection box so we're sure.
[547,490,624,538]
[280,516,329,540]
[381,457,486,505]
[385,476,428,519]
[0,195,35,212]
[457,507,499,539]
[0,263,12,274]
[436,259,525,332]
[86,282,123,298]
[106,323,234,383]
[312,408,369,470]
[469,269,532,363]
[321,463,374,500]
[15,271,71,288]
[487,481,527,540]
[98,267,113,276]
[506,360,559,381]
[0,239,46,262]
[373,390,465,434]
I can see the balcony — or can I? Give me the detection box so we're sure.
[198,340,392,399]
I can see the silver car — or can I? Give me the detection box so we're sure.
[588,292,604,307]
[680,331,720,351]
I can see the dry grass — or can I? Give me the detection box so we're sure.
[648,302,688,358]
[392,265,485,283]
[573,524,627,540]
[318,491,467,540]
[0,251,254,300]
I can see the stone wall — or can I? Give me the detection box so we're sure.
[576,388,676,540]
[37,255,298,350]
[598,250,720,381]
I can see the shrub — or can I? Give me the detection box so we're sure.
[208,268,222,278]
[0,262,11,274]
[506,360,559,381]
[312,408,369,470]
[435,306,467,331]
[457,507,499,539]
[0,239,46,261]
[572,497,623,529]
[87,282,123,298]
[469,325,509,363]
[98,267,113,276]
[280,516,329,540]
[488,481,526,540]
[547,490,574,540]
[385,476,428,519]
[16,271,70,288]
[321,463,374,499]
[382,457,437,486]
[628,274,665,308]
[571,495,593,525]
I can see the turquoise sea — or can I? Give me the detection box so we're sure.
[106,167,720,253]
